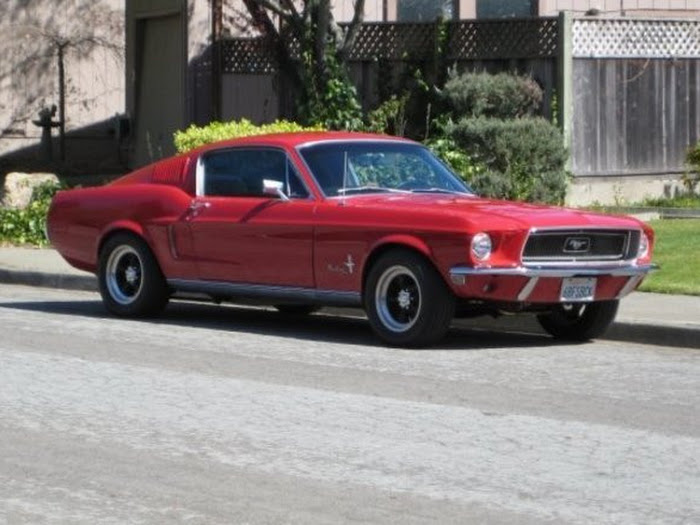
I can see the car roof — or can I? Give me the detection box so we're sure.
[191,131,415,156]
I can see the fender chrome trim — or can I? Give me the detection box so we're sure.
[167,279,362,307]
[449,263,658,279]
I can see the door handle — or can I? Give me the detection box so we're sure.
[189,201,211,212]
[186,200,211,219]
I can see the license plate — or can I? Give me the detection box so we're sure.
[560,277,596,302]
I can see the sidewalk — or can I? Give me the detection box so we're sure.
[1,246,698,349]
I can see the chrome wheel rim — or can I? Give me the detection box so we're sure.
[105,245,143,305]
[375,265,421,333]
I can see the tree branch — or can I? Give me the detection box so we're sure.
[279,0,300,21]
[339,0,365,61]
[256,0,292,19]
[242,0,282,39]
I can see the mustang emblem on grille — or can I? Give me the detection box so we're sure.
[563,237,591,253]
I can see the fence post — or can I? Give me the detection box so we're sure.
[557,11,573,169]
[211,0,223,121]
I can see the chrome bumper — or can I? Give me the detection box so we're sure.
[449,263,658,301]
[449,263,657,279]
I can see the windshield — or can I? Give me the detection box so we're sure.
[298,141,473,197]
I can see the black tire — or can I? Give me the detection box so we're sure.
[537,300,619,341]
[98,233,169,317]
[274,304,320,315]
[364,250,455,347]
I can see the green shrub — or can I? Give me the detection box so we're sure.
[425,135,485,183]
[684,141,700,194]
[447,116,568,203]
[467,170,513,200]
[0,181,61,246]
[441,70,543,119]
[300,65,364,131]
[366,93,410,136]
[174,118,323,154]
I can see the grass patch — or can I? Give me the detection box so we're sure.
[639,219,700,295]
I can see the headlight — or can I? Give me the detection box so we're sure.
[637,232,650,259]
[471,232,492,261]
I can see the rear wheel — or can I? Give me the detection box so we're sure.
[537,300,619,341]
[98,233,169,317]
[364,250,455,347]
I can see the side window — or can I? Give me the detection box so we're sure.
[202,149,309,199]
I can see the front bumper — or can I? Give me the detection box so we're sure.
[448,263,657,302]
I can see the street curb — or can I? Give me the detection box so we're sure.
[1,270,698,349]
[604,322,700,350]
[0,269,97,292]
[452,314,700,350]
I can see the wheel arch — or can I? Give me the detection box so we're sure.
[361,236,445,296]
[97,222,154,262]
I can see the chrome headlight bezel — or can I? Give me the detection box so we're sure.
[471,232,492,261]
[637,231,650,259]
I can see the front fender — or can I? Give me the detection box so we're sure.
[368,234,432,259]
[361,235,434,291]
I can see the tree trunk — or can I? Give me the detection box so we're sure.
[57,44,66,162]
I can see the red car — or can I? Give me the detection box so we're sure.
[48,132,655,347]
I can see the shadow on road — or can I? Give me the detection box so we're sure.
[0,297,559,350]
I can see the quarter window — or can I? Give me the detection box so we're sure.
[202,149,309,199]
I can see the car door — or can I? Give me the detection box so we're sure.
[184,147,316,287]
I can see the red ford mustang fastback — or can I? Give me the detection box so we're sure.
[48,132,655,347]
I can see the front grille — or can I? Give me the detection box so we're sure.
[522,229,639,263]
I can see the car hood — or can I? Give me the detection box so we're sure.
[337,193,645,231]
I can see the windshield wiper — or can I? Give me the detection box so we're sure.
[337,186,409,195]
[409,187,468,195]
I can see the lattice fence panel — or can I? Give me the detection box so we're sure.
[573,19,700,59]
[348,23,438,61]
[221,38,278,74]
[221,18,561,74]
[448,18,559,60]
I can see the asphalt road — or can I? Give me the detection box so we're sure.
[1,284,698,524]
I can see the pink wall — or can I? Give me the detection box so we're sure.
[538,0,700,16]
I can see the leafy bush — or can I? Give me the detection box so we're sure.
[441,70,543,119]
[447,116,568,203]
[425,135,484,183]
[299,52,364,131]
[0,181,61,246]
[174,118,323,154]
[365,94,409,136]
[684,141,700,194]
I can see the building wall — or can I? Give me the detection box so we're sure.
[538,0,700,16]
[221,0,700,25]
[0,0,125,163]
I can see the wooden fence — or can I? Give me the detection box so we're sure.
[217,18,561,125]
[216,16,700,178]
[571,18,700,177]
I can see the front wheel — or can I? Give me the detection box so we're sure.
[364,250,455,347]
[537,300,619,341]
[98,233,169,317]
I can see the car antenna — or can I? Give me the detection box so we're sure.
[341,150,348,206]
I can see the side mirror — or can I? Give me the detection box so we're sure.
[262,179,289,201]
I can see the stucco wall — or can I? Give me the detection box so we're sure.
[539,0,700,16]
[0,0,124,158]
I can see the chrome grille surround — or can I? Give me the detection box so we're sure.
[522,228,641,265]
